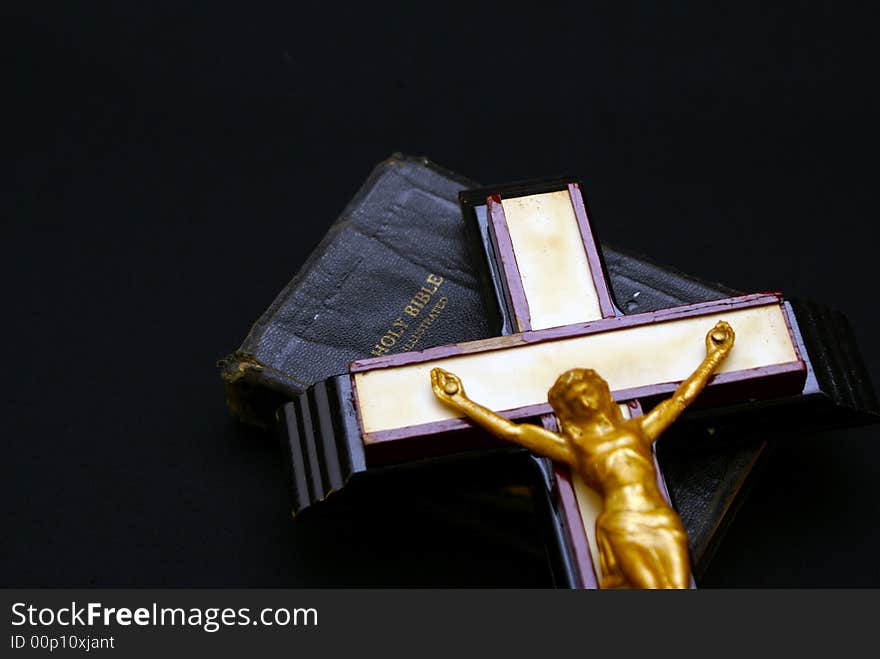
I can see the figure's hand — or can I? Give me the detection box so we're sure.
[431,367,466,407]
[705,321,735,355]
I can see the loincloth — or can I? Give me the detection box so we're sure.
[596,506,690,588]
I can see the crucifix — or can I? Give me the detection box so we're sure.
[279,178,840,588]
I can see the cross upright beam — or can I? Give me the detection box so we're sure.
[352,183,806,584]
[314,181,806,587]
[487,184,617,331]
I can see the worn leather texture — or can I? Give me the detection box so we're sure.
[219,154,489,426]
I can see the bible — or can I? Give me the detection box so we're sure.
[220,153,877,583]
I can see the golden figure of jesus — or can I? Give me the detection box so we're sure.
[430,321,736,589]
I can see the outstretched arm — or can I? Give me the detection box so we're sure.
[640,321,736,443]
[431,368,574,465]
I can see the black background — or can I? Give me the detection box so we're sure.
[7,4,879,587]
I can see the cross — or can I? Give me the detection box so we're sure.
[280,177,819,588]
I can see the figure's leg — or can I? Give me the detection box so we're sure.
[615,526,690,589]
[614,545,664,589]
[598,511,691,589]
[653,527,691,589]
[595,516,628,589]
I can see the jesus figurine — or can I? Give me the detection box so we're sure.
[430,320,736,589]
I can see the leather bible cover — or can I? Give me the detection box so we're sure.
[219,155,488,428]
[220,153,877,581]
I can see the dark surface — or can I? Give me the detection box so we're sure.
[7,4,880,586]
